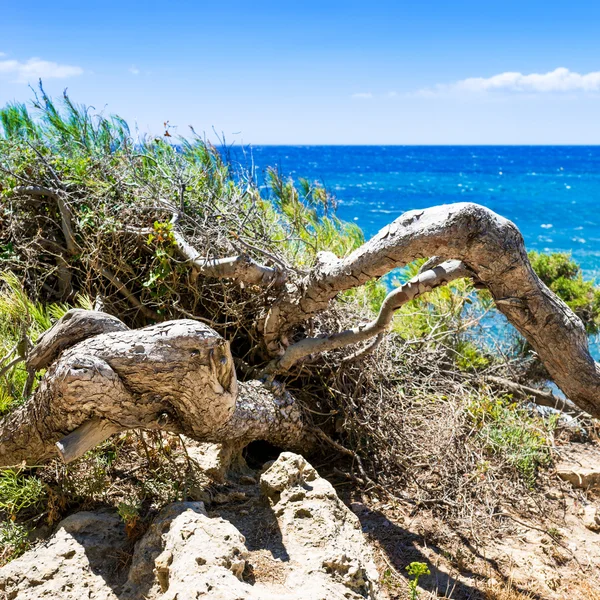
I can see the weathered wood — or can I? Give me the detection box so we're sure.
[271,259,470,372]
[266,203,600,417]
[0,315,308,466]
[26,308,129,372]
[1,319,239,465]
[56,419,121,463]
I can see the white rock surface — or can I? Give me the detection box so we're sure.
[0,452,380,600]
[556,443,600,489]
[0,511,127,600]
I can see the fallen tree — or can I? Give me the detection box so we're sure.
[1,200,599,466]
[1,90,599,471]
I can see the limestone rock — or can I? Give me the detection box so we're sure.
[181,439,236,483]
[259,452,380,599]
[0,511,127,600]
[121,502,250,599]
[0,453,381,600]
[582,505,600,532]
[556,443,600,489]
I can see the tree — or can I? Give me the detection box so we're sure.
[0,90,598,468]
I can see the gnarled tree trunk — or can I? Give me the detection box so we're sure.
[2,201,600,467]
[0,311,306,466]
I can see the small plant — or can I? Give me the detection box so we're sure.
[406,561,430,600]
[117,500,142,538]
[467,395,555,486]
[0,469,45,517]
[0,521,30,565]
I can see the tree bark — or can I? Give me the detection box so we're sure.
[0,311,311,466]
[265,203,600,417]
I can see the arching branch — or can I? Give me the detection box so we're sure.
[270,259,471,372]
[266,203,600,417]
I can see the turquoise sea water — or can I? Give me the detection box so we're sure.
[228,145,600,359]
[231,146,600,280]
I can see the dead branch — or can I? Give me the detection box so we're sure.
[270,260,471,372]
[267,203,600,417]
[126,225,287,287]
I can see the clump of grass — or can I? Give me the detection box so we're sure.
[0,272,92,414]
[0,468,46,517]
[0,521,30,565]
[467,395,556,485]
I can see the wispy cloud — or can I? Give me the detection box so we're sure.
[129,65,140,75]
[0,56,83,83]
[352,92,373,99]
[421,68,600,96]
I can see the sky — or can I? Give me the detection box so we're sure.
[1,1,600,144]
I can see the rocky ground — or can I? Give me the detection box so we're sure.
[1,442,599,600]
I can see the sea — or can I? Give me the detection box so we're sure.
[229,145,600,279]
[227,145,600,358]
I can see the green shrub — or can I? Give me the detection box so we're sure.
[0,469,46,517]
[0,521,30,564]
[467,395,556,486]
[529,250,600,333]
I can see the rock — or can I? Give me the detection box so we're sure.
[259,452,380,599]
[130,452,380,599]
[582,505,600,532]
[1,453,380,599]
[0,511,128,600]
[181,440,236,483]
[556,443,600,489]
[260,451,318,500]
[120,501,250,599]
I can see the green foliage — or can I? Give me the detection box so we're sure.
[0,521,31,564]
[467,395,556,486]
[454,340,490,372]
[267,168,364,262]
[406,561,430,600]
[0,469,46,517]
[391,259,477,341]
[0,272,90,414]
[529,250,600,333]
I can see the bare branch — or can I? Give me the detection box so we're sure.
[99,267,160,321]
[268,203,600,417]
[271,260,471,372]
[171,231,287,286]
[125,225,287,287]
[481,375,587,420]
[27,308,129,372]
[15,186,80,254]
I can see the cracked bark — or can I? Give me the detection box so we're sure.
[264,203,600,417]
[0,313,307,466]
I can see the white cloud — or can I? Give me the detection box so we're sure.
[423,68,600,96]
[0,57,83,83]
[129,65,140,75]
[352,92,373,99]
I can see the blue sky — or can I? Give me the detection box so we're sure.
[1,1,600,144]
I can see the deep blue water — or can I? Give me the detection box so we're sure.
[229,146,600,280]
